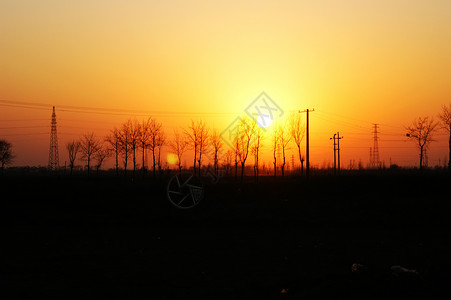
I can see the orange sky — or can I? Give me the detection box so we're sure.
[1,0,450,168]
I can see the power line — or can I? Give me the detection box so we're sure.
[0,99,238,117]
[0,125,48,129]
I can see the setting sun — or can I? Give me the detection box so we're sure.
[166,153,178,165]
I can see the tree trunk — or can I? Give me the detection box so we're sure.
[448,124,451,171]
[214,152,218,176]
[255,154,259,181]
[124,157,127,176]
[152,148,156,177]
[142,142,146,172]
[301,160,304,176]
[193,146,197,176]
[115,146,119,176]
[158,147,162,176]
[297,146,302,176]
[419,145,424,171]
[133,148,136,176]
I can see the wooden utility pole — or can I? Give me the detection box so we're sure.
[299,108,314,178]
[330,133,337,175]
[330,132,343,176]
[337,132,343,175]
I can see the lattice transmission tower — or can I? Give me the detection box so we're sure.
[371,123,380,168]
[48,106,59,171]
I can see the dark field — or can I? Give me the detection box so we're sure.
[2,171,451,299]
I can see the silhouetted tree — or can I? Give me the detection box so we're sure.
[290,112,305,175]
[185,120,201,176]
[210,128,224,177]
[234,135,239,179]
[438,103,451,171]
[66,140,81,175]
[278,122,291,176]
[118,120,132,176]
[139,118,152,173]
[236,116,254,182]
[149,118,163,177]
[196,121,209,175]
[156,127,166,175]
[224,149,233,176]
[129,119,141,176]
[94,143,110,175]
[169,129,188,174]
[272,124,279,177]
[0,139,14,172]
[80,132,101,175]
[250,119,264,181]
[105,127,121,175]
[406,116,438,171]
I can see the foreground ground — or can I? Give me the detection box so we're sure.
[2,171,451,299]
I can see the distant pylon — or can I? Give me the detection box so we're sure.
[371,124,380,168]
[48,106,59,171]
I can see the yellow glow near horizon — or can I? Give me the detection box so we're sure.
[167,153,178,166]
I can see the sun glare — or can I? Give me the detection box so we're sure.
[256,114,272,128]
[166,153,178,165]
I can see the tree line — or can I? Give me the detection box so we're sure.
[1,103,450,175]
[61,112,308,181]
[62,102,451,176]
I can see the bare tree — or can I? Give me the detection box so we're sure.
[250,119,264,181]
[210,128,224,176]
[272,124,279,177]
[94,143,110,175]
[185,120,200,176]
[66,140,81,175]
[169,129,188,174]
[234,134,239,178]
[105,127,121,175]
[129,119,141,176]
[139,118,152,173]
[439,103,451,171]
[80,132,101,175]
[118,120,132,176]
[197,121,209,175]
[278,122,291,176]
[224,149,233,176]
[156,128,166,174]
[0,139,14,172]
[149,118,163,177]
[290,112,305,175]
[406,116,438,171]
[236,116,254,182]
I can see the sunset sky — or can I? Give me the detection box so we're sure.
[1,0,450,168]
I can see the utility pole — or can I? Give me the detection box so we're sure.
[330,132,343,175]
[330,133,337,175]
[299,108,314,178]
[337,132,343,175]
